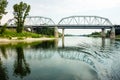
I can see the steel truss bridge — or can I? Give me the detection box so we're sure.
[6,16,117,29]
[7,16,55,28]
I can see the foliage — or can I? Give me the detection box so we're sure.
[0,0,8,22]
[36,27,54,36]
[0,23,7,34]
[13,1,30,33]
[0,29,41,38]
[17,37,24,40]
[88,31,101,37]
[106,30,110,37]
[91,32,101,35]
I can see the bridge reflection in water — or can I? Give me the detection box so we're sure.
[0,37,119,80]
[24,39,99,80]
[25,37,112,73]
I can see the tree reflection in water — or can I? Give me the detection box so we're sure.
[13,46,30,79]
[0,46,8,80]
[0,46,7,59]
[32,40,56,49]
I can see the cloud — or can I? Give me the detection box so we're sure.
[1,0,120,24]
[52,0,120,12]
[28,0,120,17]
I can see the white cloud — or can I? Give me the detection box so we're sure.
[28,0,120,17]
[56,0,120,12]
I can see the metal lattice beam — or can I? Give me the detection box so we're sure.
[7,16,55,26]
[6,15,114,29]
[58,16,113,26]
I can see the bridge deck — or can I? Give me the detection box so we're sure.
[0,25,120,29]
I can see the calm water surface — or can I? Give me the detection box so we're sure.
[0,37,120,80]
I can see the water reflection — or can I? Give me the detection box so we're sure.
[13,46,30,78]
[62,36,65,48]
[31,40,57,49]
[0,37,120,80]
[101,38,105,48]
[0,59,8,80]
[0,46,8,80]
[0,46,7,59]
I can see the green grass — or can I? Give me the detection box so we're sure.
[116,35,120,39]
[0,29,42,38]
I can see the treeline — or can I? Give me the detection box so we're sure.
[35,27,54,36]
[90,32,101,35]
[89,30,112,37]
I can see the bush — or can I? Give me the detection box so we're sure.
[17,37,24,40]
[8,36,12,40]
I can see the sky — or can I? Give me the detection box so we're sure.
[1,0,120,35]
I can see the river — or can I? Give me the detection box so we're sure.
[0,36,120,80]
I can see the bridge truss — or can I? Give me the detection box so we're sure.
[7,16,55,26]
[6,16,114,29]
[58,16,113,26]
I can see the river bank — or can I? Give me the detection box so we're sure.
[0,37,56,44]
[0,29,56,44]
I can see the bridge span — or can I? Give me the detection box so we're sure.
[5,16,119,39]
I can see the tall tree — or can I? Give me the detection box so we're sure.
[0,0,8,24]
[13,2,30,33]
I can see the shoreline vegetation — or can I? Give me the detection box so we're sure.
[0,29,56,43]
[65,32,120,40]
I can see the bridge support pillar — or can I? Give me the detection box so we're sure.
[62,28,64,37]
[54,27,59,38]
[101,28,106,38]
[110,27,115,39]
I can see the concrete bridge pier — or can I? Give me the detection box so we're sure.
[62,28,65,37]
[54,27,59,38]
[110,27,115,39]
[101,28,106,38]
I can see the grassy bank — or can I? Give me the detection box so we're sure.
[0,29,42,39]
[116,35,120,39]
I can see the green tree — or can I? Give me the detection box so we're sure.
[13,2,30,33]
[0,23,7,34]
[0,0,8,24]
